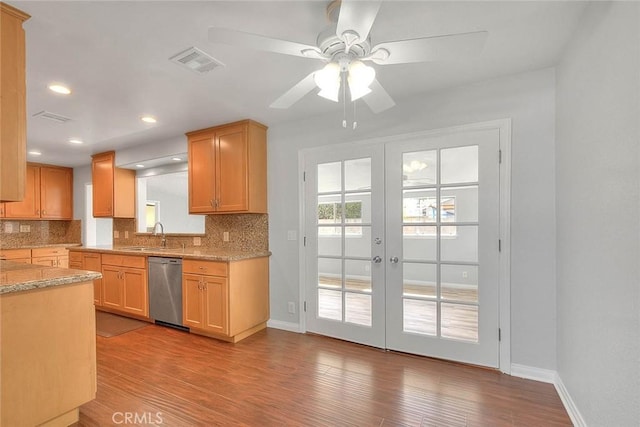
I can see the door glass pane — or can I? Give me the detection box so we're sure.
[318,289,342,321]
[345,158,371,191]
[318,162,341,192]
[441,225,478,262]
[345,259,371,292]
[318,195,341,224]
[441,146,478,184]
[345,226,371,258]
[318,258,341,289]
[345,293,372,326]
[403,188,437,223]
[440,186,478,223]
[441,303,478,342]
[403,299,436,335]
[403,150,436,187]
[403,262,436,298]
[345,192,369,224]
[441,264,478,303]
[318,228,342,257]
[403,226,437,261]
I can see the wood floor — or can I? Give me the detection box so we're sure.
[76,325,571,426]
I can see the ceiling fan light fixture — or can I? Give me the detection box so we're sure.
[347,60,375,101]
[314,62,341,102]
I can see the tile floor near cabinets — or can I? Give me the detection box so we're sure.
[77,326,570,426]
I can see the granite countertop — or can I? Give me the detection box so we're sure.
[0,260,102,295]
[70,245,271,261]
[0,243,82,250]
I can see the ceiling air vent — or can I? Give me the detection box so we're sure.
[32,110,72,123]
[169,47,224,74]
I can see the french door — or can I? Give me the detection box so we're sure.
[304,126,502,368]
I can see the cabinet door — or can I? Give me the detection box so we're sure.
[216,124,248,212]
[188,134,216,213]
[92,152,114,217]
[56,256,69,268]
[40,166,73,219]
[4,164,40,218]
[203,275,228,335]
[122,267,148,317]
[31,256,57,267]
[102,266,124,309]
[182,274,204,328]
[83,253,103,306]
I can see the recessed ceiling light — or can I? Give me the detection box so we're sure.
[141,116,157,124]
[136,164,145,168]
[48,84,71,95]
[172,157,182,161]
[68,138,84,144]
[28,150,42,156]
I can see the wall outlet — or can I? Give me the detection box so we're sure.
[288,301,296,314]
[19,224,30,233]
[3,222,13,233]
[124,230,129,239]
[114,230,119,238]
[223,231,230,242]
[462,271,468,278]
[193,236,201,246]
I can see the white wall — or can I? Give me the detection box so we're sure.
[268,67,557,370]
[555,2,640,425]
[73,165,112,245]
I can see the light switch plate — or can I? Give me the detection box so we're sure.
[124,231,129,238]
[223,231,229,242]
[287,230,297,241]
[193,236,201,246]
[114,230,119,238]
[20,224,30,233]
[4,222,13,233]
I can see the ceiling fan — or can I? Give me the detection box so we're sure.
[208,0,488,114]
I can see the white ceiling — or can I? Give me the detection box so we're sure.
[13,0,587,167]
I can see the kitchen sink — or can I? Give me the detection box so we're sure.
[122,246,170,251]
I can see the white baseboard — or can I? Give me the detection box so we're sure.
[510,364,586,426]
[554,372,587,427]
[267,319,302,333]
[510,363,556,383]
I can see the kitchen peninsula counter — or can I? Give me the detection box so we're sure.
[73,244,271,261]
[0,261,99,426]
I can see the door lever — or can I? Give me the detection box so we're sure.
[389,256,399,264]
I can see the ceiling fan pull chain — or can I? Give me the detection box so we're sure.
[352,99,358,130]
[342,72,347,128]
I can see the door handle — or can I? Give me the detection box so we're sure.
[389,256,399,264]
[372,256,382,264]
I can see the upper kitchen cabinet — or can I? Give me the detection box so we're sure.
[3,163,73,220]
[91,151,135,218]
[0,3,29,202]
[187,120,267,214]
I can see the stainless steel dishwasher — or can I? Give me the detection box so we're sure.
[148,257,184,329]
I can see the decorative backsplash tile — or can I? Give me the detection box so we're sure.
[0,220,81,248]
[113,214,268,252]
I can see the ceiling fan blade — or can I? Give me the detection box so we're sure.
[362,79,395,114]
[208,27,323,59]
[370,31,489,65]
[270,72,318,109]
[336,0,382,45]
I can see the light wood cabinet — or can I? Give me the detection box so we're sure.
[101,254,148,318]
[0,248,31,264]
[91,151,135,218]
[31,247,69,268]
[187,120,267,214]
[3,163,73,220]
[70,250,103,306]
[0,4,29,202]
[182,257,269,342]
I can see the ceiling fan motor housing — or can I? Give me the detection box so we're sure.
[317,24,371,60]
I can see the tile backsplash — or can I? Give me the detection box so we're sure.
[113,214,268,252]
[0,220,81,248]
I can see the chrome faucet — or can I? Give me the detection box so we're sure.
[153,222,166,247]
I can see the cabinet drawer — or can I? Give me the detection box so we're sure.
[102,254,146,269]
[0,249,31,260]
[69,251,83,264]
[32,247,68,257]
[183,259,227,277]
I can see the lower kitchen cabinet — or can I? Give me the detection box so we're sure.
[182,257,269,342]
[101,254,148,318]
[83,252,102,306]
[31,247,68,268]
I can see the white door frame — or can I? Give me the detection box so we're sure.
[298,119,512,373]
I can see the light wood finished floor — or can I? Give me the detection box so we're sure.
[76,325,571,426]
